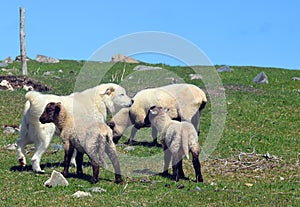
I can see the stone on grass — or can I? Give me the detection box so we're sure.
[44,170,69,187]
[133,65,162,71]
[253,72,268,84]
[36,54,59,63]
[217,65,233,73]
[292,77,300,81]
[72,191,92,198]
[87,187,106,193]
[189,74,203,80]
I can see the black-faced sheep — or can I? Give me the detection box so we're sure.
[39,102,123,184]
[16,83,133,173]
[148,106,203,183]
[109,84,207,145]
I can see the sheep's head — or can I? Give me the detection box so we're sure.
[39,102,62,124]
[148,106,169,122]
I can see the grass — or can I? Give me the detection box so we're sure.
[0,60,299,206]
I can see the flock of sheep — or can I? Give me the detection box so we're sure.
[15,82,207,184]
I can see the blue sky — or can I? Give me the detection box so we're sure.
[1,1,300,69]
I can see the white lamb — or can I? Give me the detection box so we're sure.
[148,106,204,182]
[39,102,123,184]
[109,83,207,145]
[16,83,133,173]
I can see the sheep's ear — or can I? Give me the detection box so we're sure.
[108,121,115,129]
[54,104,61,114]
[105,87,115,95]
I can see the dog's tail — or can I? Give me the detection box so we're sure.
[25,91,41,103]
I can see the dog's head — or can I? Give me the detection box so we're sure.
[39,102,61,124]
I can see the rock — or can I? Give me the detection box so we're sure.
[189,74,203,80]
[177,184,185,189]
[217,65,233,72]
[44,170,69,187]
[111,54,140,63]
[43,71,55,76]
[133,65,162,71]
[195,186,201,192]
[72,191,92,198]
[292,77,300,81]
[87,187,106,193]
[0,80,14,91]
[3,126,16,134]
[3,56,13,64]
[253,72,268,84]
[36,54,59,63]
[0,62,8,68]
[6,143,17,151]
[124,146,135,151]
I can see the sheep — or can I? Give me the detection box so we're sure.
[148,106,203,182]
[16,83,133,173]
[109,83,207,145]
[39,102,123,184]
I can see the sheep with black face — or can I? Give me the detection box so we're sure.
[39,102,123,184]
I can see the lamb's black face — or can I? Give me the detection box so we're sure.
[39,102,61,124]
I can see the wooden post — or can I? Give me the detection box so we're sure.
[20,7,27,75]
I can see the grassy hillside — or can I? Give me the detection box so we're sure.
[0,60,299,206]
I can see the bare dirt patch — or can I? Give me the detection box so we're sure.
[0,75,51,92]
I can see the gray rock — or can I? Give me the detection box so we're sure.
[189,74,203,80]
[72,191,92,198]
[3,126,15,134]
[111,54,139,63]
[6,143,17,151]
[133,65,162,71]
[217,66,233,72]
[292,77,300,81]
[253,72,268,84]
[44,170,69,187]
[0,62,8,68]
[124,146,135,151]
[87,187,106,193]
[36,54,59,63]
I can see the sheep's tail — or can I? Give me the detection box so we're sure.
[25,91,41,103]
[182,132,190,160]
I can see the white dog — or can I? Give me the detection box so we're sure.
[16,83,133,173]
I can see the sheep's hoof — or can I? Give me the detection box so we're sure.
[91,177,99,184]
[197,176,204,183]
[115,175,123,184]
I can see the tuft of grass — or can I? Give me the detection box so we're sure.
[0,60,299,206]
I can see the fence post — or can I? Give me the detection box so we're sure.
[20,7,27,75]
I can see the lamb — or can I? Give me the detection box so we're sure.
[39,102,123,184]
[148,106,203,182]
[16,83,133,173]
[109,83,207,145]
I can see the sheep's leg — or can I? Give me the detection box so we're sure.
[89,159,100,184]
[126,126,138,145]
[105,145,123,184]
[150,127,159,146]
[178,159,185,179]
[161,146,171,177]
[172,153,180,182]
[192,151,203,182]
[75,151,84,178]
[62,140,74,177]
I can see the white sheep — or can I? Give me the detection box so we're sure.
[148,106,203,182]
[16,83,133,173]
[39,102,123,184]
[109,83,207,145]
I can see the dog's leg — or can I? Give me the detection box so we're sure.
[105,144,123,184]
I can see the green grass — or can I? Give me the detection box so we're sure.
[0,61,299,206]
